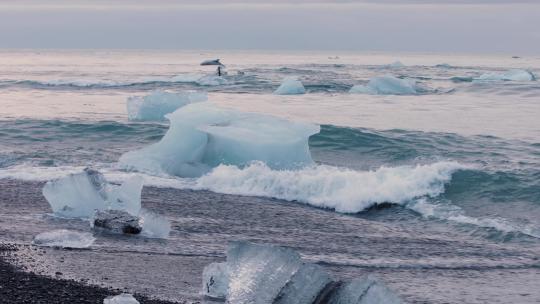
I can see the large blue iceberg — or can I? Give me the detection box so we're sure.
[120,102,320,177]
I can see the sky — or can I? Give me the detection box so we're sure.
[0,0,539,54]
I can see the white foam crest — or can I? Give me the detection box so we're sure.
[194,161,466,213]
[408,199,540,239]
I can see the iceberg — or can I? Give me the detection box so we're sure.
[202,262,229,299]
[139,209,171,239]
[327,275,401,304]
[476,69,535,82]
[349,76,419,95]
[385,61,405,68]
[119,102,319,177]
[127,90,207,121]
[274,77,306,95]
[42,168,143,218]
[103,293,140,304]
[32,230,95,249]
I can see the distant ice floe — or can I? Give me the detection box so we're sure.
[120,102,319,177]
[476,69,536,82]
[274,77,306,95]
[202,241,401,303]
[349,75,426,95]
[32,229,95,249]
[42,168,170,238]
[127,90,207,121]
[103,293,140,304]
[385,61,405,68]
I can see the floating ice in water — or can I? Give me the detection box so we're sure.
[127,90,207,121]
[476,69,535,82]
[274,77,306,95]
[385,61,405,68]
[201,59,224,66]
[103,293,140,304]
[201,242,401,303]
[119,102,319,177]
[32,229,95,248]
[226,242,303,303]
[93,209,142,234]
[202,262,230,299]
[195,161,466,213]
[139,209,171,239]
[349,75,420,95]
[328,275,401,304]
[42,168,143,218]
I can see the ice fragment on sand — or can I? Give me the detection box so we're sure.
[32,229,95,249]
[103,293,140,304]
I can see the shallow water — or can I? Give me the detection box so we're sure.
[0,50,539,303]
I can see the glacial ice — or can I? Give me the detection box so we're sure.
[32,229,95,249]
[103,293,140,304]
[227,242,303,303]
[386,61,405,68]
[42,168,143,218]
[274,77,306,95]
[201,242,401,303]
[274,263,332,304]
[119,102,320,177]
[349,76,419,95]
[328,275,401,304]
[202,262,229,299]
[139,209,171,239]
[127,90,207,121]
[477,69,535,82]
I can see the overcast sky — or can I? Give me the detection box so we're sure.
[1,0,538,54]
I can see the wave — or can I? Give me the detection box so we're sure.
[0,74,229,89]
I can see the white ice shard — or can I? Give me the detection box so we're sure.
[119,102,319,177]
[226,242,303,304]
[274,263,332,304]
[274,77,306,95]
[349,75,419,95]
[103,293,140,304]
[127,90,207,121]
[328,275,401,304]
[202,262,230,299]
[42,168,143,218]
[477,69,535,82]
[139,209,171,239]
[32,229,95,249]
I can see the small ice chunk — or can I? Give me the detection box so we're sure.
[32,229,95,249]
[477,69,535,82]
[139,209,171,239]
[202,262,229,300]
[226,241,303,304]
[350,76,418,95]
[93,209,142,234]
[42,168,143,218]
[274,263,332,304]
[103,293,140,304]
[119,102,319,177]
[127,90,207,121]
[327,275,401,304]
[274,77,306,95]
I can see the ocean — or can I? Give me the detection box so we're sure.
[0,49,539,303]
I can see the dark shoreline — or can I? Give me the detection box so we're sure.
[0,243,181,304]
